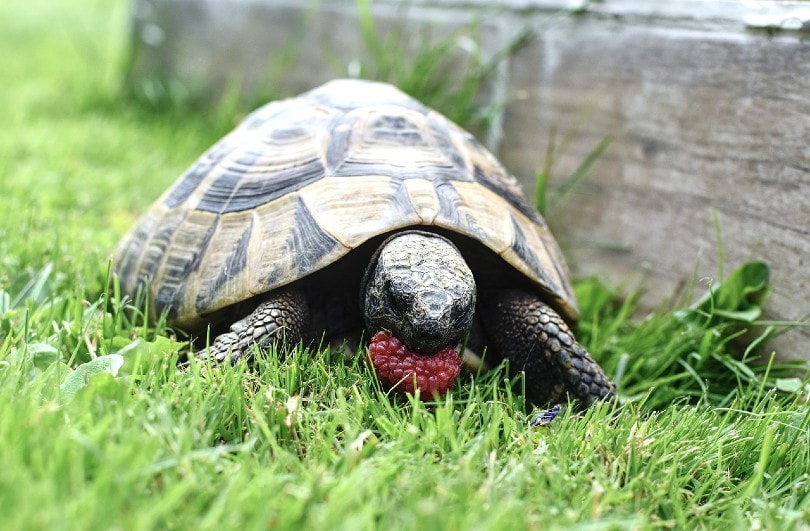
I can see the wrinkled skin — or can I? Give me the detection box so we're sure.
[362,232,476,354]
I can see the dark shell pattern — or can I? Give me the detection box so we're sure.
[115,79,577,327]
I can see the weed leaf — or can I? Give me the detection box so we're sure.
[27,343,60,371]
[59,354,124,404]
[687,261,770,325]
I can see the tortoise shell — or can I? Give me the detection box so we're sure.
[115,79,577,328]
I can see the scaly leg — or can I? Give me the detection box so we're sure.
[202,288,310,365]
[479,289,615,410]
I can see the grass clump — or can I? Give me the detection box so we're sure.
[351,0,532,134]
[1,0,809,529]
[575,261,803,410]
[125,0,529,136]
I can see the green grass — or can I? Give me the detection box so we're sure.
[2,0,809,529]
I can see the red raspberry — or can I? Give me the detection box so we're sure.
[367,330,461,396]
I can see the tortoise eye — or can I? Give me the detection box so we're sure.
[451,310,468,329]
[385,290,405,315]
[385,283,406,316]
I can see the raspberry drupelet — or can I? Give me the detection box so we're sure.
[367,331,461,396]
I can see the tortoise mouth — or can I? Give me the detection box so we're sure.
[367,330,460,396]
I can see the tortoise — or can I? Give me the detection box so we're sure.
[115,79,615,409]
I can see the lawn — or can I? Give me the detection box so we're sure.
[1,0,809,529]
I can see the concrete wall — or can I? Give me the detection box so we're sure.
[128,0,810,360]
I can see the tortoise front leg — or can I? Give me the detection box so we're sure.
[478,289,615,410]
[202,288,310,365]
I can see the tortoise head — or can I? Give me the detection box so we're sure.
[362,231,476,354]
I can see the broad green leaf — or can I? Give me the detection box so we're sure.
[59,354,124,404]
[27,343,60,370]
[711,307,762,322]
[690,261,770,323]
[112,336,186,375]
[775,377,803,393]
[70,373,125,405]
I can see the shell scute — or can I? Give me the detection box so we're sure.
[193,211,254,314]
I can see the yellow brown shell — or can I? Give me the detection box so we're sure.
[115,79,577,328]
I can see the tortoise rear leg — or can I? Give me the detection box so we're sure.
[202,288,310,365]
[478,289,615,410]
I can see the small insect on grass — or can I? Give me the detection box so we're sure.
[529,404,561,427]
